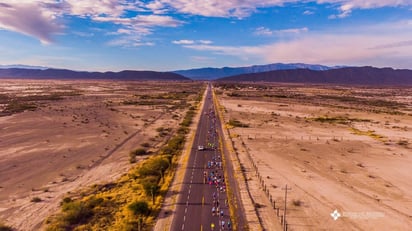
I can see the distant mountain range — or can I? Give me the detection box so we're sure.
[173,63,343,80]
[0,68,189,81]
[219,66,412,85]
[0,63,411,85]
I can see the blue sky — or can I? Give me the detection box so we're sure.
[0,0,412,71]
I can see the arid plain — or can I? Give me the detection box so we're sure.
[215,83,412,230]
[1,80,411,230]
[0,80,202,230]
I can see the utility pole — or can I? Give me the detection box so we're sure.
[282,184,292,231]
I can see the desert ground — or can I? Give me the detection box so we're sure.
[214,83,412,230]
[0,80,202,230]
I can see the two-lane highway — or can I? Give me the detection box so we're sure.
[171,84,232,230]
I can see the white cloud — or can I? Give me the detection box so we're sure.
[181,20,412,68]
[147,0,412,18]
[0,1,181,45]
[303,10,314,15]
[92,14,182,28]
[107,35,155,47]
[173,39,213,45]
[277,27,309,34]
[133,41,155,47]
[132,15,182,27]
[116,28,133,35]
[254,27,273,36]
[172,39,195,45]
[199,40,213,44]
[323,0,412,18]
[64,0,142,19]
[369,40,412,50]
[254,27,308,36]
[1,0,412,45]
[73,31,94,37]
[148,0,296,18]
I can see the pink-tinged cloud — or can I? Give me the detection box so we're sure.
[149,0,412,18]
[173,40,195,45]
[0,2,61,44]
[182,21,412,68]
[1,0,412,45]
[173,39,213,45]
[151,0,296,18]
[65,0,126,18]
[322,0,412,18]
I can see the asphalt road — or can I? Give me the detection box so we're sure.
[171,84,232,231]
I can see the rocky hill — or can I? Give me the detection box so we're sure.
[0,68,189,81]
[218,66,412,85]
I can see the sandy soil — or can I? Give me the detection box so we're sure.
[215,83,412,230]
[0,80,200,230]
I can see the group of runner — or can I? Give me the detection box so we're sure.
[205,106,232,230]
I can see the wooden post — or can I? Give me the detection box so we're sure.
[282,184,292,231]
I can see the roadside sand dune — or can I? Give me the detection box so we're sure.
[216,83,412,230]
[0,80,199,230]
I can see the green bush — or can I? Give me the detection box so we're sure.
[61,197,73,204]
[5,101,37,113]
[131,148,147,156]
[31,197,42,203]
[180,109,195,127]
[137,157,169,177]
[156,127,164,132]
[129,153,137,164]
[160,135,185,155]
[228,119,249,128]
[177,127,189,134]
[0,222,13,231]
[141,180,160,197]
[129,148,147,163]
[61,201,93,225]
[128,201,149,216]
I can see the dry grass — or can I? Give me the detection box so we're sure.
[0,80,204,230]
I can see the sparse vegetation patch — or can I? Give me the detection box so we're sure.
[45,86,203,231]
[311,116,371,124]
[228,119,249,128]
[350,128,386,141]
